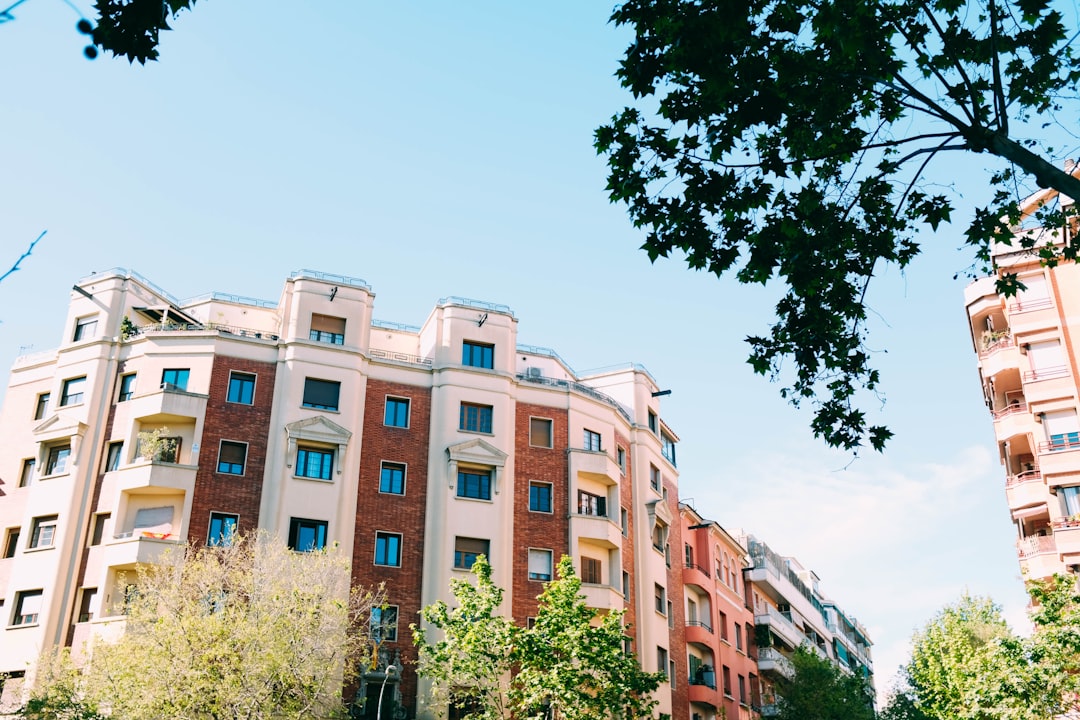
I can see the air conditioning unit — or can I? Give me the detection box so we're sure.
[526,367,543,379]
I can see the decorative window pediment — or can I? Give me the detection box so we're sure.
[446,438,507,495]
[646,498,673,531]
[285,416,352,475]
[33,414,88,459]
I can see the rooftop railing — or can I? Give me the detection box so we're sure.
[516,373,633,425]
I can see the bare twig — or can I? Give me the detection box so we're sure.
[0,230,46,284]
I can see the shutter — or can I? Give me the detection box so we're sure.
[219,442,246,465]
[1029,341,1064,374]
[303,379,340,408]
[528,550,551,578]
[311,314,346,334]
[133,506,175,534]
[1019,273,1049,302]
[20,592,43,616]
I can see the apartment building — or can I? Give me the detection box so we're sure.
[964,185,1080,581]
[0,268,685,720]
[739,532,875,714]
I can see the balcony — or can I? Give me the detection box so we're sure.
[757,647,795,680]
[126,387,207,424]
[1053,522,1080,556]
[570,513,622,549]
[102,534,183,567]
[685,620,714,648]
[756,605,806,650]
[761,703,780,717]
[1022,367,1073,404]
[568,448,621,486]
[980,339,1021,378]
[683,561,711,590]
[1005,472,1048,512]
[1007,297,1057,335]
[112,461,197,495]
[992,403,1035,441]
[1018,535,1062,579]
[688,681,720,707]
[580,582,623,612]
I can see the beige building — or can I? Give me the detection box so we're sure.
[965,187,1080,581]
[0,268,685,719]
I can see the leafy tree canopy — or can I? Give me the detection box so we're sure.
[17,532,385,720]
[89,0,196,64]
[772,646,876,720]
[597,0,1080,451]
[413,555,663,720]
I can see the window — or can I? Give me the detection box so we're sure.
[73,315,98,341]
[1064,486,1080,516]
[90,513,109,546]
[661,431,677,466]
[296,446,334,480]
[19,459,34,487]
[310,313,346,345]
[648,409,658,433]
[45,445,71,476]
[719,611,729,641]
[735,622,743,651]
[621,507,628,536]
[617,446,625,472]
[622,570,630,598]
[60,376,86,406]
[374,532,402,567]
[117,373,136,402]
[529,482,552,513]
[12,590,43,626]
[722,665,732,697]
[581,556,602,584]
[529,417,553,448]
[217,441,248,475]
[459,402,493,433]
[207,513,239,546]
[578,490,606,517]
[302,378,340,411]
[384,397,410,427]
[462,341,494,369]
[288,518,327,552]
[667,601,674,628]
[379,462,406,494]
[457,469,492,500]
[227,372,256,404]
[371,605,399,642]
[528,549,553,581]
[77,587,98,623]
[655,584,666,614]
[652,520,668,552]
[583,428,601,452]
[105,442,124,472]
[650,464,661,491]
[657,647,669,678]
[738,675,747,704]
[29,515,57,549]
[34,392,49,420]
[161,368,190,391]
[3,528,19,558]
[454,537,489,570]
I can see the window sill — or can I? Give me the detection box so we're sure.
[293,475,334,483]
[7,622,40,630]
[301,405,340,414]
[373,563,402,569]
[23,546,55,554]
[40,472,71,481]
[458,429,494,436]
[528,508,554,514]
[383,424,410,430]
[215,471,247,478]
[377,489,406,497]
[455,495,494,503]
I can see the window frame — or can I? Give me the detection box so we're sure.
[34,392,50,420]
[462,341,494,369]
[287,517,328,552]
[45,444,71,476]
[379,461,406,495]
[207,512,239,547]
[3,527,20,558]
[117,373,136,402]
[19,458,34,488]
[577,489,606,517]
[226,371,256,405]
[581,556,602,585]
[216,440,249,476]
[453,536,489,570]
[459,402,493,433]
[301,377,341,411]
[655,583,667,615]
[309,313,346,345]
[295,445,334,481]
[457,469,492,501]
[105,441,124,472]
[583,428,602,452]
[28,515,58,550]
[374,531,402,567]
[649,464,661,492]
[60,376,86,407]
[89,513,109,546]
[73,315,98,342]
[12,590,43,626]
[371,604,399,642]
[528,548,554,581]
[529,417,553,448]
[161,368,190,392]
[384,396,410,428]
[528,481,553,513]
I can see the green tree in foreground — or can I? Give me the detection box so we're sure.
[18,532,385,720]
[772,646,875,720]
[597,0,1080,451]
[887,575,1080,719]
[414,555,663,720]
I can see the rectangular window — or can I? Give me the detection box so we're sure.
[60,376,86,406]
[528,548,553,581]
[227,372,256,404]
[735,622,743,651]
[296,447,334,480]
[19,459,34,488]
[90,513,109,546]
[667,601,674,628]
[462,341,494,369]
[161,368,190,391]
[650,464,661,492]
[216,441,248,475]
[13,590,43,626]
[302,378,340,411]
[105,441,124,472]
[379,462,406,494]
[617,446,625,472]
[454,536,489,570]
[371,605,399,642]
[719,611,728,641]
[457,470,492,500]
[34,392,50,420]
[29,515,58,549]
[661,431,677,466]
[287,517,327,552]
[722,666,732,697]
[73,315,98,341]
[583,429,601,452]
[45,445,71,475]
[529,482,552,513]
[581,556,602,584]
[620,507,628,536]
[77,587,98,623]
[578,490,606,517]
[207,512,239,546]
[117,373,136,402]
[384,397,410,427]
[529,417,553,448]
[738,675,747,704]
[622,570,630,598]
[1063,485,1080,516]
[459,402,493,433]
[310,313,346,345]
[3,528,20,558]
[657,647,669,679]
[374,532,402,567]
[655,584,666,614]
[648,409,658,433]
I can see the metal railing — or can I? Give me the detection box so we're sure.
[684,562,711,578]
[757,648,795,677]
[516,373,633,425]
[125,322,278,341]
[369,348,433,366]
[1009,296,1053,313]
[1038,435,1080,454]
[180,291,277,309]
[372,319,421,333]
[1006,469,1042,486]
[1024,366,1069,382]
[516,344,577,375]
[992,401,1028,419]
[438,295,514,316]
[1017,535,1056,557]
[686,619,713,633]
[979,334,1014,357]
[290,269,371,290]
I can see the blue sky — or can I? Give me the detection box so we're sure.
[0,0,1032,694]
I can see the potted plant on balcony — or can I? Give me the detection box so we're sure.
[981,329,1010,350]
[137,427,178,463]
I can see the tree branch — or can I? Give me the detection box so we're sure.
[0,230,45,284]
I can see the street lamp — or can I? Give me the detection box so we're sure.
[376,664,399,720]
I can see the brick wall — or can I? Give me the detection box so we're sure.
[664,472,689,720]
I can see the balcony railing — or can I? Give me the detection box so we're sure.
[1024,365,1070,382]
[126,322,278,341]
[1009,296,1053,313]
[1038,435,1080,454]
[979,334,1014,357]
[686,619,713,633]
[684,561,711,578]
[1017,535,1056,557]
[1006,469,1042,486]
[369,348,433,366]
[992,402,1028,419]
